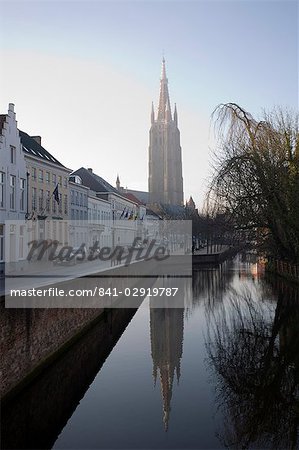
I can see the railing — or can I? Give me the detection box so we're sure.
[266,258,299,283]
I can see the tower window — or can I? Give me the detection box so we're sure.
[10,146,16,164]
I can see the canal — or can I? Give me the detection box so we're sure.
[2,254,299,449]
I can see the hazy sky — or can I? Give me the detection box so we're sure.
[1,0,297,208]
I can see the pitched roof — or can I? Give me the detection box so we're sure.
[146,208,161,219]
[158,203,186,218]
[125,189,149,205]
[124,192,143,205]
[72,167,120,194]
[0,114,7,134]
[186,196,196,208]
[19,130,65,167]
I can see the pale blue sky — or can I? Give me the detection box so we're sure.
[1,0,298,207]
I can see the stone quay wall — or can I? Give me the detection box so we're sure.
[0,304,102,399]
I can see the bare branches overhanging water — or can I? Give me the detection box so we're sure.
[208,103,299,263]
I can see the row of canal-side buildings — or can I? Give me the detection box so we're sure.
[0,103,160,275]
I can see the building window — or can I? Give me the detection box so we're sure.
[79,193,83,206]
[32,167,36,181]
[64,177,68,188]
[19,225,25,259]
[10,146,16,164]
[9,225,16,263]
[39,189,44,211]
[39,169,43,182]
[0,172,5,208]
[46,171,50,183]
[20,178,26,211]
[64,222,68,245]
[32,187,37,210]
[64,194,68,214]
[46,191,50,212]
[52,173,56,185]
[71,189,74,205]
[52,197,56,213]
[58,175,62,186]
[59,222,63,242]
[0,224,4,262]
[58,194,62,213]
[52,221,57,240]
[10,175,16,210]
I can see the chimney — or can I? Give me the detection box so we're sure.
[87,168,93,173]
[31,136,42,145]
[8,103,15,113]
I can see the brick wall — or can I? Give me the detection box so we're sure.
[0,304,102,398]
[1,308,137,450]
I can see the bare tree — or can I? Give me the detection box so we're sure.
[209,103,299,262]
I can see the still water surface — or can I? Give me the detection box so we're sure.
[3,255,299,449]
[53,255,299,449]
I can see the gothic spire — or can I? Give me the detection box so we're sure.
[161,56,167,79]
[157,58,172,121]
[151,101,155,124]
[174,103,178,125]
[165,97,171,122]
[116,174,120,190]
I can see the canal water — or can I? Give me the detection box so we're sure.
[2,255,299,449]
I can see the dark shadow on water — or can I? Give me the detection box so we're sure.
[192,259,235,311]
[205,277,299,449]
[1,308,139,450]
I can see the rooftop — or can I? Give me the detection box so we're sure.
[125,189,149,205]
[124,192,144,205]
[19,130,66,167]
[72,167,120,195]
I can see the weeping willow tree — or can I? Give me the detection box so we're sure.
[209,103,299,263]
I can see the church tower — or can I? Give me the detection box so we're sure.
[148,59,184,206]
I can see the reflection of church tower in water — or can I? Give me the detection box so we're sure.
[150,304,185,430]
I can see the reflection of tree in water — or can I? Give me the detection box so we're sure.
[206,280,299,449]
[191,260,235,311]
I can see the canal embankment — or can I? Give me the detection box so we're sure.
[192,245,239,265]
[1,307,140,450]
[1,253,189,401]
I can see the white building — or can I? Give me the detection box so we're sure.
[69,174,89,248]
[143,207,161,242]
[21,130,71,248]
[69,173,113,250]
[0,104,28,274]
[88,191,112,249]
[72,167,138,248]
